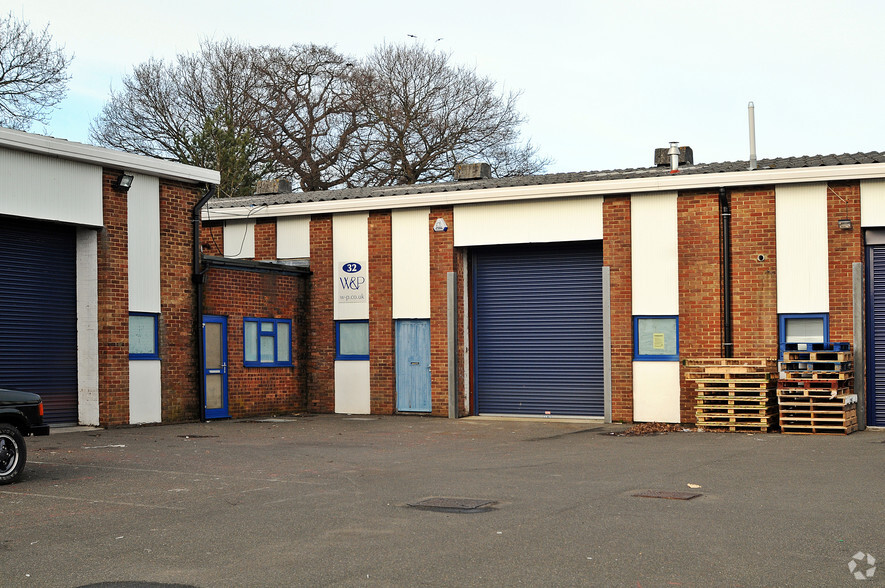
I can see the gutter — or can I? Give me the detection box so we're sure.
[203,162,885,220]
[193,184,217,422]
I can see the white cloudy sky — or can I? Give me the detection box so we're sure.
[11,0,885,173]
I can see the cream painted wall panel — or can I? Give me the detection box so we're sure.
[453,196,603,247]
[861,179,885,227]
[77,229,99,426]
[128,174,160,312]
[333,213,369,320]
[776,183,829,313]
[631,192,679,315]
[392,208,430,318]
[0,147,103,226]
[129,361,162,424]
[223,220,255,258]
[277,216,311,258]
[632,361,681,423]
[334,361,371,414]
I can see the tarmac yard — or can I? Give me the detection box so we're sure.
[1,415,882,587]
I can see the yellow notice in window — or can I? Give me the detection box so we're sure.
[653,333,666,350]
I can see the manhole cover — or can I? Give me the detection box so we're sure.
[632,490,702,501]
[408,497,496,513]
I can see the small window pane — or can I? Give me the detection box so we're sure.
[636,317,678,356]
[277,322,290,363]
[260,322,274,333]
[339,322,369,357]
[785,318,825,343]
[244,321,258,362]
[130,314,157,356]
[260,335,275,363]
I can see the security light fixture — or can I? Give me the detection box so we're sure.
[116,172,134,191]
[838,218,852,230]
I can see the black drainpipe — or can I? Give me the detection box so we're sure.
[720,187,733,358]
[193,184,217,422]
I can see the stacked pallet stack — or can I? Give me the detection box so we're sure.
[685,358,779,432]
[777,343,857,435]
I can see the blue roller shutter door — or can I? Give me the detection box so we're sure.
[867,245,885,426]
[0,217,78,424]
[473,242,604,416]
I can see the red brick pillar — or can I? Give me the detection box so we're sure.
[159,180,201,421]
[604,196,633,422]
[827,181,863,343]
[677,191,722,422]
[429,207,455,417]
[253,218,276,260]
[308,215,335,412]
[97,169,130,426]
[731,188,778,358]
[369,212,394,414]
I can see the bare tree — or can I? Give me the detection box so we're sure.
[252,44,373,192]
[0,12,72,131]
[358,43,548,185]
[90,39,273,197]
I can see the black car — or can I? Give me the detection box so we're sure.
[0,388,50,484]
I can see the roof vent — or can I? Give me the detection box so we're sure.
[654,145,693,168]
[255,178,292,195]
[454,163,491,181]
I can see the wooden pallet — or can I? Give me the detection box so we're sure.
[697,395,775,407]
[697,413,778,430]
[778,361,853,373]
[778,394,856,407]
[780,342,851,353]
[777,378,852,392]
[779,370,853,380]
[696,380,774,390]
[779,405,856,435]
[782,351,853,362]
[780,423,858,435]
[684,358,777,381]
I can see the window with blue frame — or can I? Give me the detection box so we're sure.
[244,318,292,367]
[633,316,679,361]
[336,320,369,360]
[778,313,828,354]
[129,312,160,360]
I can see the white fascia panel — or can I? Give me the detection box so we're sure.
[632,361,681,423]
[334,361,371,414]
[128,174,161,312]
[277,215,311,258]
[861,179,885,227]
[0,146,103,226]
[333,213,369,321]
[392,208,430,319]
[776,183,829,314]
[223,220,255,259]
[453,196,603,247]
[631,192,679,315]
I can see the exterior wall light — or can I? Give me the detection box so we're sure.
[838,218,852,230]
[116,172,135,191]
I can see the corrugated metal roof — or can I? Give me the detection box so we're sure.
[207,151,885,210]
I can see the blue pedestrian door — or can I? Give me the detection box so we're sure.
[396,319,432,412]
[202,315,230,419]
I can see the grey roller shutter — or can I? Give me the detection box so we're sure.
[867,245,885,426]
[473,242,604,416]
[0,216,78,424]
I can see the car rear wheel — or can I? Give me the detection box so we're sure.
[0,424,26,484]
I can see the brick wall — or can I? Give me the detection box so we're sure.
[202,266,309,417]
[369,212,395,414]
[827,181,863,343]
[677,191,722,423]
[97,169,130,426]
[202,222,224,256]
[159,180,202,422]
[308,215,335,412]
[429,207,455,416]
[603,196,633,422]
[730,187,778,358]
[254,218,276,260]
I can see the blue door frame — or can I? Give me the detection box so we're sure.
[202,315,230,419]
[396,319,432,412]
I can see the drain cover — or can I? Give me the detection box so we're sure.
[632,490,702,501]
[408,498,496,513]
